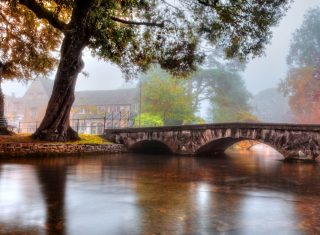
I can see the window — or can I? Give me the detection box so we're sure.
[30,108,37,119]
[98,106,106,113]
[97,123,104,134]
[120,105,130,111]
[78,107,86,114]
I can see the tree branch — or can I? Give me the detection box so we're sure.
[160,0,183,12]
[0,12,11,25]
[18,0,67,32]
[197,0,219,8]
[110,16,165,27]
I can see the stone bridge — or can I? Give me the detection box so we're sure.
[104,123,320,161]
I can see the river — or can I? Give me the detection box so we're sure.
[0,149,319,234]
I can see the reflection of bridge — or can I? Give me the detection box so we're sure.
[104,123,320,160]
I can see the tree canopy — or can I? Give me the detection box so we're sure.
[3,0,290,78]
[280,67,320,123]
[0,2,60,80]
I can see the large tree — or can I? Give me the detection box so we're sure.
[140,69,195,125]
[280,7,320,124]
[2,0,290,141]
[190,68,257,122]
[0,3,60,134]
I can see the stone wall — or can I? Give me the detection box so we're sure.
[0,143,127,157]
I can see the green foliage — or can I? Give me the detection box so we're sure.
[141,68,195,125]
[140,66,257,124]
[184,116,206,125]
[3,0,291,79]
[213,107,258,123]
[134,113,164,127]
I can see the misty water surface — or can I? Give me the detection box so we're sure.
[0,151,319,235]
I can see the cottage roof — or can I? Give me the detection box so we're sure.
[74,88,139,106]
[40,79,54,96]
[26,79,138,106]
[5,94,22,103]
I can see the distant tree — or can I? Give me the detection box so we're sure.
[204,49,247,72]
[141,69,195,125]
[0,3,60,134]
[251,88,292,123]
[287,7,320,68]
[280,7,320,123]
[1,0,290,141]
[190,68,257,122]
[280,67,320,123]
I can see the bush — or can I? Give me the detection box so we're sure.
[134,113,164,127]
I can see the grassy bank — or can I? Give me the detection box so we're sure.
[0,134,110,145]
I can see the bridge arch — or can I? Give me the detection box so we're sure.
[129,140,173,154]
[195,138,284,157]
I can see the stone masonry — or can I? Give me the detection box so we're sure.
[105,123,320,161]
[0,143,126,157]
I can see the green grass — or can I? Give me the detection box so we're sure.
[67,134,110,144]
[0,134,110,144]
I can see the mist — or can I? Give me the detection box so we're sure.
[3,0,320,124]
[3,1,318,96]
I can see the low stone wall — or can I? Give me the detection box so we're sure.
[0,143,127,157]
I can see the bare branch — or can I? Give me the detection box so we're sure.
[110,16,165,27]
[18,0,67,32]
[160,0,182,12]
[197,0,219,8]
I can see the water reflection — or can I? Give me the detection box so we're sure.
[66,156,140,235]
[36,160,67,235]
[0,165,46,234]
[0,152,319,234]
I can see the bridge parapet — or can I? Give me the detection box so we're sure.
[104,123,320,161]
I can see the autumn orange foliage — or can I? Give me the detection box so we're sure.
[280,67,320,124]
[0,2,61,80]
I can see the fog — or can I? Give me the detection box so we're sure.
[4,0,319,98]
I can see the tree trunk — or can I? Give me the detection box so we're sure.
[0,77,5,125]
[33,35,85,141]
[36,163,67,235]
[0,64,13,135]
[33,1,93,141]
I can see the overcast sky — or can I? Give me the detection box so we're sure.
[3,0,320,97]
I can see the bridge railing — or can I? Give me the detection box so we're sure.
[104,122,320,133]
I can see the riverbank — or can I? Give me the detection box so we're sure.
[0,134,110,144]
[0,134,127,157]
